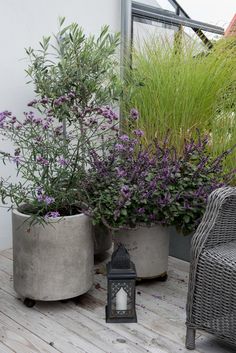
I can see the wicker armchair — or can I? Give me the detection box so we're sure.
[186,187,236,350]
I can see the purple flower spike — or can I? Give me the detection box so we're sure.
[68,92,76,99]
[35,186,44,202]
[0,118,6,128]
[149,214,156,221]
[44,196,55,205]
[119,135,129,142]
[57,157,69,166]
[36,156,49,166]
[45,211,60,219]
[40,97,49,104]
[24,112,34,124]
[133,129,144,137]
[36,186,43,194]
[54,125,63,135]
[130,108,139,120]
[112,112,119,120]
[137,207,145,214]
[121,185,130,198]
[60,96,69,103]
[116,167,127,178]
[54,98,63,106]
[10,117,17,124]
[0,113,6,123]
[100,107,118,121]
[11,156,22,165]
[0,111,11,127]
[37,194,44,202]
[43,122,50,130]
[27,99,38,107]
[115,143,125,151]
[2,110,12,117]
[33,117,43,125]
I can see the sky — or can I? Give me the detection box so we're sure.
[146,0,236,30]
[178,0,235,29]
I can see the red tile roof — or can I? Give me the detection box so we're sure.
[225,13,236,37]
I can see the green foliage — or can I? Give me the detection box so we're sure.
[25,17,121,119]
[126,36,236,177]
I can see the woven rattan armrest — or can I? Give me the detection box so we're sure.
[190,187,236,259]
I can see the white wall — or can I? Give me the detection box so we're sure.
[0,0,121,250]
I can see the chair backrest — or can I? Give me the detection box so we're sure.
[191,187,236,257]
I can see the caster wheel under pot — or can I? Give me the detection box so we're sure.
[23,298,36,308]
[158,273,168,282]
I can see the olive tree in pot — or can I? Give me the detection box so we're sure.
[25,18,121,255]
[80,112,236,278]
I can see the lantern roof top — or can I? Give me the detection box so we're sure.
[107,243,137,279]
[111,243,131,269]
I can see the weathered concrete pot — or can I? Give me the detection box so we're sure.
[93,224,112,255]
[12,209,94,301]
[114,225,170,279]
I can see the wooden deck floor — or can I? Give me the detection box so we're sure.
[0,249,235,353]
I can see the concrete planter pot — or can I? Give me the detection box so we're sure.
[12,209,94,302]
[114,225,170,279]
[93,224,112,255]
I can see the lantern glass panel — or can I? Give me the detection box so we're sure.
[110,280,135,319]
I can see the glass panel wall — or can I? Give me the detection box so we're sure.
[131,0,224,51]
[133,16,179,47]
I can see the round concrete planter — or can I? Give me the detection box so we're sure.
[114,225,170,279]
[12,209,94,301]
[93,224,112,255]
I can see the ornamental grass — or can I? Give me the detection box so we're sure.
[125,35,236,178]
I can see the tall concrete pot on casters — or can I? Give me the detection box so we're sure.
[12,209,94,307]
[114,225,170,280]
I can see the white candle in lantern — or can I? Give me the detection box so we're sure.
[116,287,128,311]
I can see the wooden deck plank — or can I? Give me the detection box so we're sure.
[0,249,13,261]
[0,341,17,353]
[0,254,13,275]
[78,284,193,350]
[0,312,60,353]
[64,296,198,353]
[0,255,188,337]
[0,268,167,353]
[0,250,234,353]
[0,290,99,353]
[36,302,160,353]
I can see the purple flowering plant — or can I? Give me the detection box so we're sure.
[80,126,236,234]
[0,101,120,223]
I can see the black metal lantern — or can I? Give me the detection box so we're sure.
[106,243,137,323]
